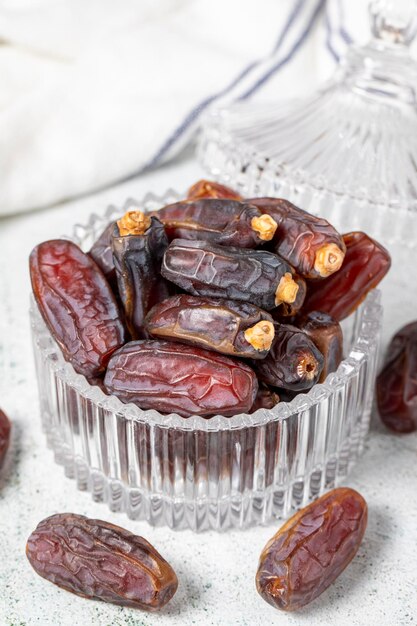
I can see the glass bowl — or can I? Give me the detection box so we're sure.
[30,190,383,532]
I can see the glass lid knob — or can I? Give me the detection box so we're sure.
[370,0,417,45]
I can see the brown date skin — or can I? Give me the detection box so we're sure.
[248,198,346,279]
[144,294,275,359]
[89,221,116,280]
[187,179,242,201]
[256,487,367,612]
[250,384,280,413]
[161,239,296,311]
[377,321,417,433]
[104,340,258,417]
[112,217,170,338]
[275,275,306,318]
[253,324,324,391]
[296,311,343,383]
[26,513,178,611]
[0,409,11,470]
[303,231,391,321]
[30,240,126,378]
[153,198,276,247]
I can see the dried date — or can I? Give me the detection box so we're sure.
[252,324,324,391]
[0,409,11,470]
[145,294,275,359]
[256,487,367,611]
[161,239,299,311]
[112,210,170,338]
[250,384,280,413]
[104,340,258,417]
[89,221,116,280]
[377,321,417,433]
[248,198,346,279]
[154,198,277,247]
[30,240,126,377]
[296,311,343,382]
[303,231,391,321]
[187,179,242,200]
[26,513,178,610]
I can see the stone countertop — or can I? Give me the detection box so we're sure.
[0,158,416,626]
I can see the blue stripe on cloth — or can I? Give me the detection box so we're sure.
[325,7,340,62]
[145,0,308,169]
[239,0,326,100]
[325,0,355,62]
[271,0,308,54]
[338,0,354,44]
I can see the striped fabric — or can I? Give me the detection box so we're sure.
[147,0,354,168]
[0,0,357,215]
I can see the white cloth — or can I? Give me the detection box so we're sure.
[0,0,371,215]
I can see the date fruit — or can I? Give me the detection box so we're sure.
[104,340,258,417]
[112,210,170,338]
[161,239,299,311]
[187,179,242,201]
[253,324,324,391]
[250,384,280,413]
[303,231,391,321]
[377,321,417,433]
[145,294,275,359]
[89,221,116,280]
[26,513,178,611]
[248,198,346,279]
[154,198,277,247]
[30,240,126,377]
[0,409,11,470]
[256,487,367,611]
[296,311,343,382]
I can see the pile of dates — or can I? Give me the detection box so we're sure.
[30,180,391,418]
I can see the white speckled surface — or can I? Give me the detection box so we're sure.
[0,158,416,626]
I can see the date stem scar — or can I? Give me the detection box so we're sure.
[314,244,344,278]
[117,211,152,236]
[244,321,275,351]
[275,273,299,306]
[251,215,278,241]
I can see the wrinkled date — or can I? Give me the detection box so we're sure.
[104,340,258,417]
[26,513,178,611]
[154,198,277,247]
[187,179,242,201]
[89,221,116,280]
[30,240,126,377]
[297,311,343,382]
[303,231,391,321]
[145,294,275,359]
[161,239,299,311]
[250,384,280,413]
[112,211,170,338]
[253,324,324,391]
[248,198,346,279]
[0,409,11,470]
[256,487,367,611]
[377,321,417,433]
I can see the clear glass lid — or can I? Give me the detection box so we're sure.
[198,0,417,212]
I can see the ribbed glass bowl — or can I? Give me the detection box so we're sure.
[30,190,383,532]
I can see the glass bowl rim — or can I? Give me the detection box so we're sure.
[30,189,383,433]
